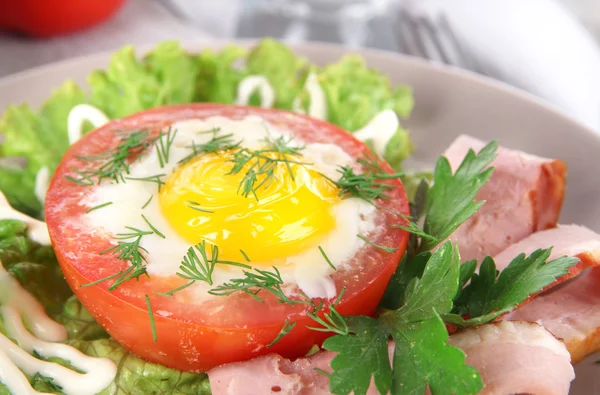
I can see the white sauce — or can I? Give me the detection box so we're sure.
[353,109,399,157]
[235,75,276,108]
[292,72,328,120]
[34,167,50,207]
[66,104,109,145]
[34,104,109,207]
[0,192,49,245]
[0,261,117,395]
[0,194,117,394]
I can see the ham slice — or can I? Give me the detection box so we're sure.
[208,349,338,395]
[449,321,574,395]
[493,224,600,273]
[495,225,600,362]
[209,321,574,395]
[444,135,566,262]
[505,267,600,363]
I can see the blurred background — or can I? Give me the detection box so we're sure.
[1,0,599,130]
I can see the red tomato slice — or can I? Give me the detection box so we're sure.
[45,104,409,372]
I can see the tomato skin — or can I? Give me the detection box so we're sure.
[0,0,124,38]
[46,104,410,372]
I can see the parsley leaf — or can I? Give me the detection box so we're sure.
[391,314,481,395]
[418,142,497,251]
[444,248,579,328]
[325,316,392,395]
[324,243,483,395]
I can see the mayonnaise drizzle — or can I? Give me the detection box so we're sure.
[33,104,109,207]
[0,306,116,395]
[353,109,399,157]
[0,194,117,394]
[66,104,109,145]
[235,75,276,108]
[34,167,50,207]
[0,193,49,245]
[292,72,328,120]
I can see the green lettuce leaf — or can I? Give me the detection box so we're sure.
[246,38,308,109]
[0,220,211,395]
[194,45,247,104]
[70,339,211,395]
[0,81,88,216]
[0,38,415,215]
[89,42,199,119]
[316,55,414,168]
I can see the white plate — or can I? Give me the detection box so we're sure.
[0,40,598,394]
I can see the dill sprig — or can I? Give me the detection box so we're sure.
[227,136,309,200]
[126,174,166,190]
[178,128,240,165]
[176,241,252,286]
[68,129,153,185]
[89,217,166,290]
[325,159,404,203]
[208,266,311,305]
[267,319,297,348]
[155,127,177,168]
[99,226,152,267]
[306,304,349,336]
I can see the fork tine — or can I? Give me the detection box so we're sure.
[404,12,434,61]
[437,14,487,75]
[395,10,423,58]
[418,15,454,66]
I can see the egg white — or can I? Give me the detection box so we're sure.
[84,116,377,300]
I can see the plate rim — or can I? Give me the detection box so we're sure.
[0,38,597,144]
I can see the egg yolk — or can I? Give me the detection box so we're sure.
[159,149,340,265]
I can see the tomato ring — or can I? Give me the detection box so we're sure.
[46,104,409,371]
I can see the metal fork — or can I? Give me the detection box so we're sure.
[395,10,489,76]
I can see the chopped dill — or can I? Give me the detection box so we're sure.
[186,200,214,213]
[240,249,251,262]
[85,201,113,214]
[357,234,398,253]
[318,245,336,271]
[68,129,153,185]
[145,294,157,342]
[267,319,297,348]
[142,195,153,209]
[155,127,177,168]
[141,214,165,239]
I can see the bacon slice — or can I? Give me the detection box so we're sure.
[449,321,574,395]
[506,268,600,363]
[208,350,337,395]
[209,321,574,395]
[444,135,566,262]
[493,225,600,362]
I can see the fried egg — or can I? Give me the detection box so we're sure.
[84,116,376,299]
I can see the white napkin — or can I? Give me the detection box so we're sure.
[403,0,600,131]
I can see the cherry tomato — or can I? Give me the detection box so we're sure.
[46,104,410,372]
[0,0,124,38]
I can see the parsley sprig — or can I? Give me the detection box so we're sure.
[444,248,579,328]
